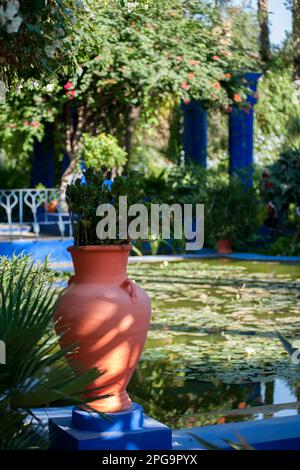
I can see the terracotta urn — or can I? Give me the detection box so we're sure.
[216,239,232,254]
[53,244,151,413]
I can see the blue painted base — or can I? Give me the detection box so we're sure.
[173,414,300,450]
[49,404,172,450]
[30,406,300,450]
[72,404,144,432]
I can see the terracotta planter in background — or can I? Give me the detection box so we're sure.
[45,199,58,213]
[53,244,151,413]
[216,239,232,254]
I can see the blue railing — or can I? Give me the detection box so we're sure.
[0,188,71,240]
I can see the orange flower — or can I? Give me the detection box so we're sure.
[218,417,226,424]
[213,82,221,90]
[188,72,195,80]
[176,56,184,62]
[233,93,243,103]
[180,81,190,91]
[224,106,233,114]
[189,59,200,66]
[224,73,232,79]
[183,98,191,105]
[212,55,221,61]
[238,402,247,409]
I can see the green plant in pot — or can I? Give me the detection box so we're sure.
[53,167,153,415]
[66,167,145,246]
[207,176,259,254]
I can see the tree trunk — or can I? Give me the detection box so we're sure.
[258,0,271,63]
[293,0,300,81]
[124,106,140,169]
[59,158,77,213]
[59,105,85,212]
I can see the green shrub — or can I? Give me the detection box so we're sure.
[0,160,30,189]
[166,164,209,205]
[267,235,300,257]
[206,176,259,247]
[266,148,300,209]
[82,133,127,170]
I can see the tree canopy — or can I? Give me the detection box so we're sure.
[0,0,260,180]
[0,0,108,87]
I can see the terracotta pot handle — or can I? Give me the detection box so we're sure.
[121,278,137,304]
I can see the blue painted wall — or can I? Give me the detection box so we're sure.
[181,100,207,167]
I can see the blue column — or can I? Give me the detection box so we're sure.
[228,72,261,186]
[181,100,207,167]
[31,122,55,188]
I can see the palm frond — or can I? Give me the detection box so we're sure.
[276,331,298,357]
[0,255,104,449]
[189,432,255,450]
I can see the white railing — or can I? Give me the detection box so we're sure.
[0,189,71,240]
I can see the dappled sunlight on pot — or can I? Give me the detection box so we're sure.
[53,244,151,413]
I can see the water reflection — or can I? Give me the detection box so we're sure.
[128,360,299,429]
[126,259,300,428]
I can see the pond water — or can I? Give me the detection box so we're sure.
[126,259,300,429]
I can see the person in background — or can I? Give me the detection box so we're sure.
[102,169,113,191]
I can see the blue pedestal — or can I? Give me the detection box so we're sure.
[49,404,172,450]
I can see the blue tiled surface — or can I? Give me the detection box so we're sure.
[226,252,300,263]
[173,414,300,450]
[31,407,300,450]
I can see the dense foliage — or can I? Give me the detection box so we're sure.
[0,0,107,87]
[266,149,300,221]
[254,62,300,164]
[82,133,127,170]
[0,0,259,183]
[0,1,298,254]
[206,176,259,246]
